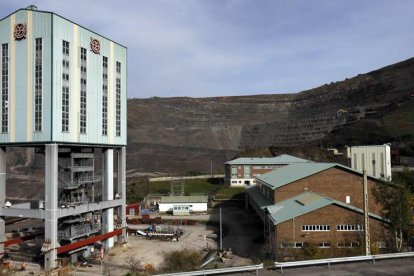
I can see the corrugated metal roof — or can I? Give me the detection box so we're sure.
[257,162,368,190]
[257,163,336,189]
[266,191,386,225]
[159,195,208,204]
[266,192,334,225]
[225,154,312,165]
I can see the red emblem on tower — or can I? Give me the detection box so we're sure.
[90,38,101,54]
[14,23,27,40]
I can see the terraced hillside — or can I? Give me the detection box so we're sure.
[127,57,414,173]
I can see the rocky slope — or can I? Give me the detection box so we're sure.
[127,57,414,173]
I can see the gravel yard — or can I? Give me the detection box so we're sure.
[71,205,264,275]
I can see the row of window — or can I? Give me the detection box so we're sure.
[60,40,122,136]
[301,224,364,232]
[280,241,386,249]
[0,40,122,136]
[281,241,360,248]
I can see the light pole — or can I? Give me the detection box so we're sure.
[220,207,223,251]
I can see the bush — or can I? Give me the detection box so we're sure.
[161,249,202,273]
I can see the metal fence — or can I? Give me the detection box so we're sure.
[154,263,263,276]
[154,252,414,275]
[274,252,414,273]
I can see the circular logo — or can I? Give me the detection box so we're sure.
[14,23,27,40]
[90,38,101,54]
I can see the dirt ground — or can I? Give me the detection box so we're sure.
[70,205,264,275]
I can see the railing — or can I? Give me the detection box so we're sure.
[274,252,414,273]
[154,263,263,276]
[64,176,100,190]
[154,252,414,275]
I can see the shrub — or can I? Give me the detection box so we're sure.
[161,249,202,273]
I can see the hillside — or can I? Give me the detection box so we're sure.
[127,57,414,173]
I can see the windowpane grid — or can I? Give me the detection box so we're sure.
[115,61,121,136]
[80,47,87,134]
[102,56,108,135]
[301,225,330,231]
[34,38,42,131]
[1,43,8,133]
[61,40,70,132]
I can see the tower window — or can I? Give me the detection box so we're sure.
[1,43,8,133]
[34,38,43,132]
[102,56,108,136]
[115,62,121,136]
[80,47,87,134]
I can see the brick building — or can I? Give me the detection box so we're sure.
[246,162,390,260]
[224,154,311,187]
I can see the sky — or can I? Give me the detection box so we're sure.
[1,0,414,99]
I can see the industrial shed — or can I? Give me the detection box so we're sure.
[158,195,208,214]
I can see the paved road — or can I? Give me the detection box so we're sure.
[233,258,414,275]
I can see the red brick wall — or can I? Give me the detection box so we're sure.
[274,204,389,258]
[274,167,382,214]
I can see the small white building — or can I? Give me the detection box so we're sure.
[158,195,208,214]
[347,144,392,180]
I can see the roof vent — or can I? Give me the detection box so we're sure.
[27,5,38,10]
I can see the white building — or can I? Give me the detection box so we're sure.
[224,154,312,187]
[158,195,208,214]
[347,144,391,180]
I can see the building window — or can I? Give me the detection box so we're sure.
[336,224,364,231]
[62,86,69,131]
[35,38,43,131]
[353,153,357,170]
[337,241,360,248]
[317,242,331,248]
[115,61,121,136]
[102,56,108,135]
[62,40,69,56]
[80,47,87,134]
[301,225,330,231]
[376,242,387,248]
[1,43,8,133]
[62,40,70,132]
[372,153,376,177]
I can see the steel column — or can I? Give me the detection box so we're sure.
[44,144,59,270]
[102,149,114,249]
[117,147,126,243]
[0,147,5,258]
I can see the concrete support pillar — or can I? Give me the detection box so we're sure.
[102,149,114,249]
[0,147,5,258]
[117,147,126,243]
[44,144,59,270]
[0,147,5,206]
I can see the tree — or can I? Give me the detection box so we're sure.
[373,172,414,252]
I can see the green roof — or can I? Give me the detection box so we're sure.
[266,191,385,225]
[225,154,311,165]
[257,162,366,190]
[159,195,208,204]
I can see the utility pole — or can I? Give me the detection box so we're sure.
[363,170,371,255]
[220,207,223,251]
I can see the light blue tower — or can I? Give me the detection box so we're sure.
[0,6,127,270]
